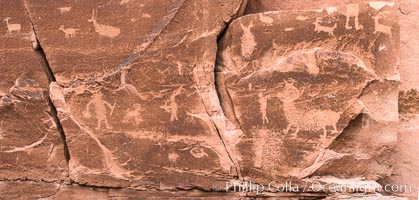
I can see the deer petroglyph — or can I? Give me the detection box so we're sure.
[4,17,21,34]
[88,9,120,38]
[314,18,337,36]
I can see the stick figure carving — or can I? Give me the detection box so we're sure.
[83,92,116,129]
[277,79,341,139]
[160,86,183,121]
[258,92,269,124]
[4,17,21,34]
[88,9,120,38]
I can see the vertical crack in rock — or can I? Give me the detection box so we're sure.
[217,0,248,43]
[205,0,249,179]
[22,1,70,163]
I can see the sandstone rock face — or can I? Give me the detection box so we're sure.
[216,3,399,182]
[0,0,67,181]
[383,0,419,198]
[0,0,413,199]
[245,0,395,14]
[24,0,246,188]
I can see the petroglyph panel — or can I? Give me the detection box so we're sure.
[245,0,396,14]
[0,0,67,181]
[216,3,399,182]
[26,0,247,188]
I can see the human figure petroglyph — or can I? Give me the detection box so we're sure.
[58,25,79,38]
[343,4,363,30]
[240,22,256,58]
[123,103,143,124]
[175,61,183,75]
[313,18,337,36]
[88,9,120,38]
[372,12,392,37]
[277,79,341,139]
[4,17,21,34]
[83,92,116,129]
[160,86,183,121]
[258,92,269,124]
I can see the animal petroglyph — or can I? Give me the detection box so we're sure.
[296,16,309,21]
[369,2,395,10]
[123,104,143,124]
[325,7,338,15]
[258,93,269,124]
[372,12,392,37]
[277,79,341,139]
[57,6,72,14]
[58,25,79,38]
[4,17,21,34]
[190,146,208,158]
[160,86,183,121]
[120,0,133,5]
[83,92,116,129]
[88,9,120,38]
[343,4,363,30]
[314,18,337,36]
[168,153,180,162]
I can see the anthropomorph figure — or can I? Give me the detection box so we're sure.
[83,92,116,129]
[160,86,183,121]
[258,92,269,124]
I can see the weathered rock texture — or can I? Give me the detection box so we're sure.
[0,0,415,199]
[245,0,395,14]
[216,2,399,183]
[0,0,67,182]
[383,0,419,199]
[23,0,247,189]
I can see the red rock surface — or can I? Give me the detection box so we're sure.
[0,0,67,182]
[0,0,416,199]
[216,2,399,183]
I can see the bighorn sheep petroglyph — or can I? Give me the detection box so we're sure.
[277,79,341,139]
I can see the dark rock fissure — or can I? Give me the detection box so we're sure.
[210,0,250,179]
[22,1,70,162]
